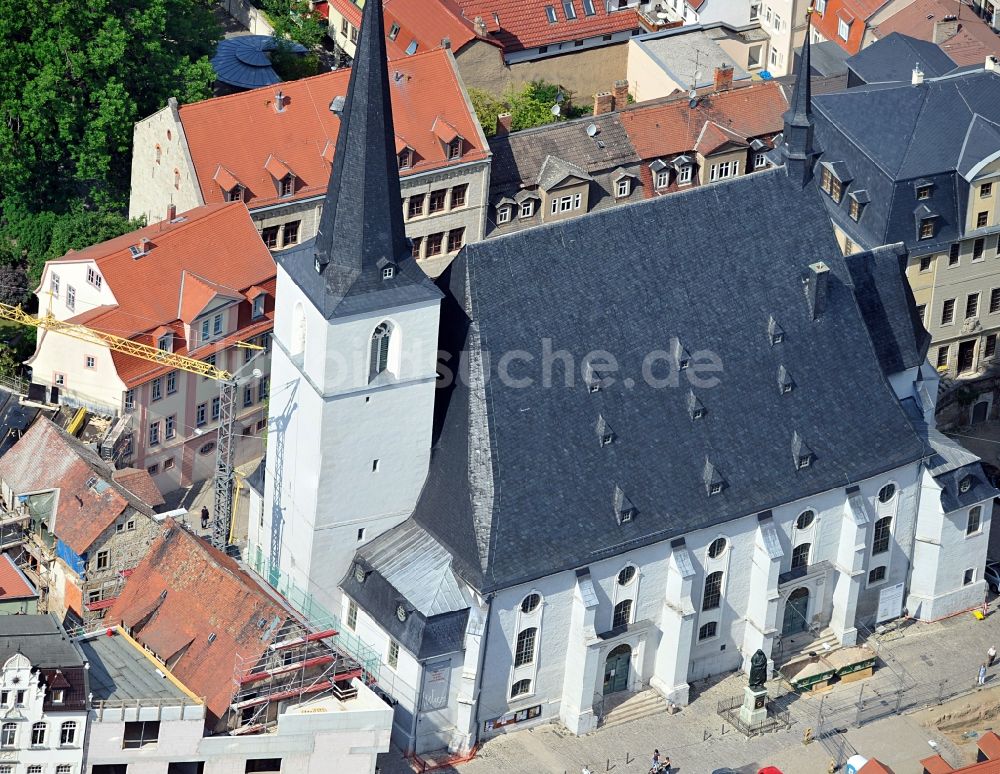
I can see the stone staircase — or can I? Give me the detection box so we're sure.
[599,689,669,729]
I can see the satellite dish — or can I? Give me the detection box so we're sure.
[586,123,598,137]
[551,104,561,116]
[689,89,697,100]
[556,89,565,103]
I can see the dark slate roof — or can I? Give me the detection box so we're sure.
[0,388,40,456]
[845,32,956,84]
[412,167,929,592]
[843,244,930,374]
[806,41,851,78]
[812,68,1000,251]
[0,614,83,668]
[277,0,441,319]
[210,36,307,91]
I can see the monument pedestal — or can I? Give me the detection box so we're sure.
[738,685,768,727]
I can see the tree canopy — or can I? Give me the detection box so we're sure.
[469,81,586,137]
[261,0,327,48]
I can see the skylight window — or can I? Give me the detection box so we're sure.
[563,0,577,19]
[405,40,418,55]
[388,23,400,40]
[545,5,558,23]
[582,0,596,14]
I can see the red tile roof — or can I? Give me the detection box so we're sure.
[980,732,1000,761]
[452,0,639,52]
[0,553,36,601]
[330,0,362,28]
[50,204,275,388]
[177,48,487,210]
[812,1,882,54]
[383,0,490,58]
[111,468,166,509]
[106,519,290,721]
[620,81,788,160]
[0,420,156,555]
[872,0,1000,66]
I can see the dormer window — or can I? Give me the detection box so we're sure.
[796,453,812,470]
[917,184,932,200]
[615,178,631,198]
[448,139,463,160]
[382,266,395,280]
[919,217,935,240]
[398,148,412,170]
[496,204,512,224]
[157,333,173,352]
[86,266,103,289]
[710,482,723,495]
[959,475,973,493]
[820,167,843,203]
[519,200,535,218]
[225,185,244,202]
[850,198,863,221]
[252,294,265,319]
[280,175,295,198]
[677,164,693,185]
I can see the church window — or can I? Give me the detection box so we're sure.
[868,565,886,584]
[617,565,636,586]
[520,593,541,614]
[877,483,896,503]
[698,621,717,641]
[388,640,399,668]
[612,599,633,628]
[370,322,392,380]
[510,679,531,698]
[872,517,892,555]
[347,600,358,630]
[702,571,722,611]
[514,627,537,667]
[967,505,982,535]
[707,537,727,558]
[791,543,811,569]
[796,510,815,530]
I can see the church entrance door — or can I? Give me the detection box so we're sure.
[782,587,810,635]
[603,644,631,695]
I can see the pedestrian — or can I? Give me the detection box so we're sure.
[200,505,209,530]
[980,662,988,686]
[652,749,660,772]
[990,645,997,668]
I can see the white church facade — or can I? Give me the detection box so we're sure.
[247,2,997,757]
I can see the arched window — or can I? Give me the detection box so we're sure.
[877,483,896,503]
[514,627,537,667]
[617,565,636,586]
[796,510,815,530]
[510,679,531,698]
[1,722,15,748]
[370,322,392,380]
[60,721,77,746]
[31,722,45,746]
[873,516,892,554]
[703,571,723,611]
[520,593,541,614]
[612,599,632,628]
[967,505,983,535]
[791,543,811,569]
[698,621,717,641]
[708,537,727,558]
[291,302,306,360]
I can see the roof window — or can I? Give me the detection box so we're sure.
[767,315,784,346]
[687,390,706,420]
[792,431,814,470]
[703,459,726,496]
[778,364,794,394]
[388,22,401,40]
[545,5,557,22]
[596,414,615,446]
[405,40,418,55]
[613,485,636,524]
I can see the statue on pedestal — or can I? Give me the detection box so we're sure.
[749,649,768,688]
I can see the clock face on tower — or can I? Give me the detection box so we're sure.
[396,604,408,622]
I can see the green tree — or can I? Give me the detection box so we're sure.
[468,88,505,136]
[270,39,321,81]
[261,0,326,48]
[470,80,584,137]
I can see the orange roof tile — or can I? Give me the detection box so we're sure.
[330,0,362,28]
[980,732,1000,761]
[694,121,749,154]
[177,48,488,210]
[0,553,36,601]
[620,81,788,160]
[812,0,882,54]
[872,0,1000,66]
[859,760,896,774]
[921,755,956,774]
[452,0,639,52]
[212,165,241,192]
[382,0,492,58]
[106,520,290,721]
[111,468,166,509]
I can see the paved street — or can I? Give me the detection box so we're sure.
[377,606,1000,774]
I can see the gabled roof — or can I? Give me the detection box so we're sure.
[620,80,788,160]
[415,168,927,592]
[111,468,166,509]
[178,271,244,323]
[537,154,594,190]
[383,0,495,59]
[451,0,639,53]
[176,48,488,210]
[872,0,1000,67]
[44,204,275,387]
[0,420,157,554]
[106,520,290,722]
[811,0,884,53]
[694,121,749,154]
[0,552,37,601]
[846,32,957,83]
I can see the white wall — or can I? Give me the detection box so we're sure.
[129,102,204,224]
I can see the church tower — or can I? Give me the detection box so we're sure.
[256,0,443,610]
[779,11,816,188]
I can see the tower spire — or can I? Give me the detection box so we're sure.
[311,0,417,307]
[781,8,816,188]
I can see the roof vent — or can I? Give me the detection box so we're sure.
[584,361,607,392]
[208,632,217,644]
[767,315,784,345]
[703,459,726,496]
[159,589,168,600]
[804,261,830,320]
[687,390,706,420]
[792,431,814,470]
[613,485,636,524]
[274,89,286,112]
[778,364,795,394]
[912,64,924,86]
[671,338,691,371]
[596,414,615,446]
[329,95,346,115]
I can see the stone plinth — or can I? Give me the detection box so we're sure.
[738,685,768,727]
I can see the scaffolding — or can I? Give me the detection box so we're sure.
[226,616,366,735]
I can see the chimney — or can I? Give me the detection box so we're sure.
[612,79,630,110]
[495,112,512,136]
[473,15,487,36]
[933,16,960,43]
[714,64,734,92]
[594,91,614,116]
[912,64,925,85]
[987,55,999,72]
[166,203,177,221]
[274,90,285,112]
[804,261,830,319]
[441,37,451,49]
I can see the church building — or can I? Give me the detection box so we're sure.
[248,0,997,757]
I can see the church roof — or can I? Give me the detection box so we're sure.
[412,167,929,592]
[275,0,441,319]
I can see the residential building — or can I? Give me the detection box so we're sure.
[804,44,1000,418]
[252,7,997,757]
[0,614,89,774]
[0,419,162,625]
[0,552,38,614]
[27,204,275,492]
[487,109,644,236]
[627,23,770,101]
[127,48,490,278]
[845,31,958,86]
[808,0,885,54]
[866,0,1000,66]
[763,0,814,76]
[620,79,788,195]
[89,522,391,773]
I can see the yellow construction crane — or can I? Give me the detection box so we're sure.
[0,302,261,550]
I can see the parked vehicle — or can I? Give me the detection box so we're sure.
[985,561,1000,594]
